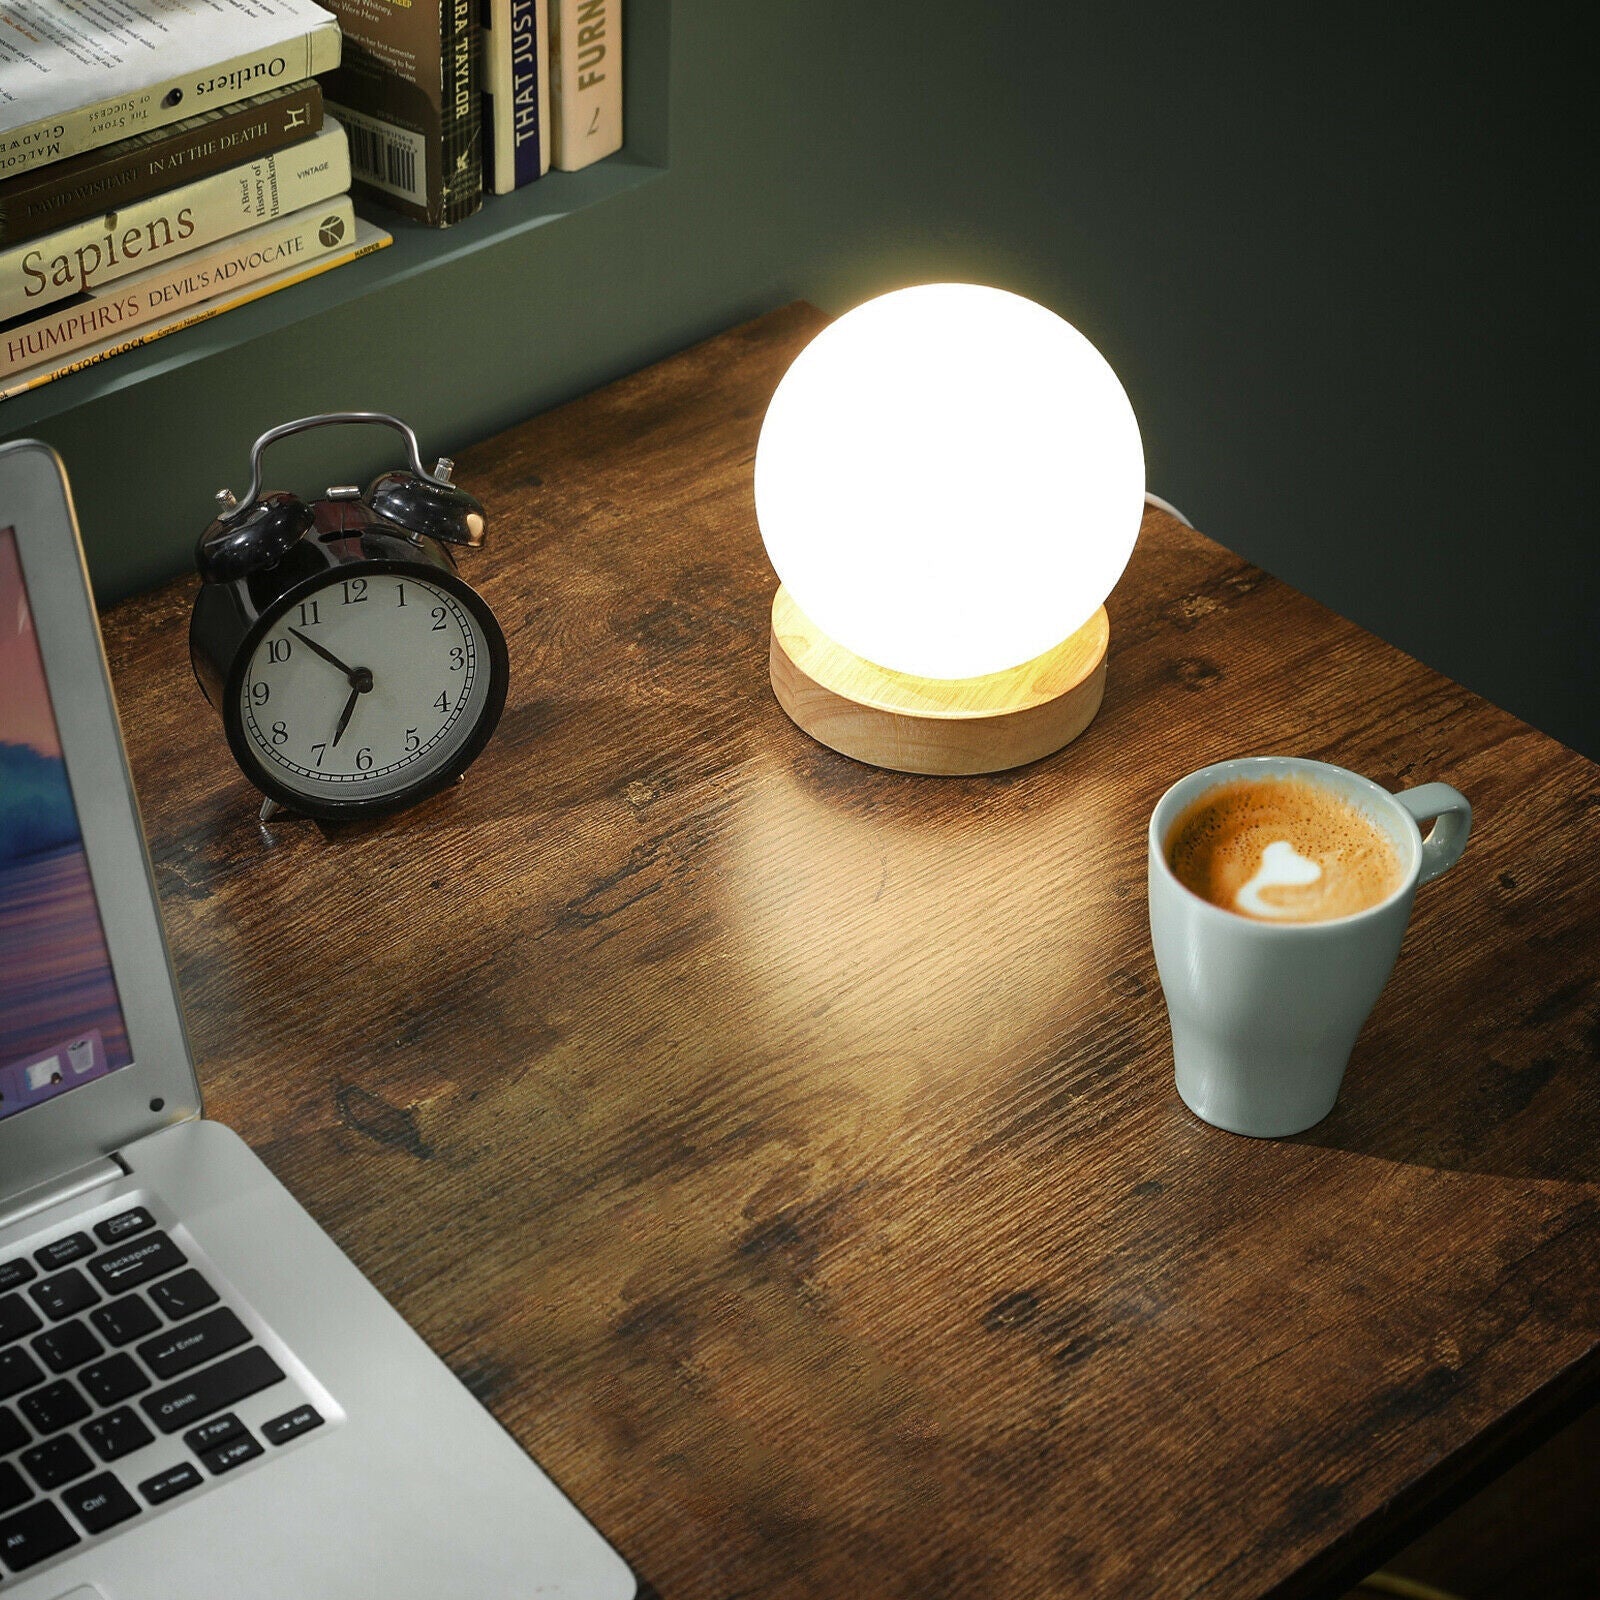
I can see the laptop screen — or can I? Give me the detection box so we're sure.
[0,525,134,1123]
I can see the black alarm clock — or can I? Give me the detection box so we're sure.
[189,411,509,823]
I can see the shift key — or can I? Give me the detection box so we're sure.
[141,1346,284,1434]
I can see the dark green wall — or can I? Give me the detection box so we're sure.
[10,3,1595,757]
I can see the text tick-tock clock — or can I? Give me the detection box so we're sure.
[189,412,509,822]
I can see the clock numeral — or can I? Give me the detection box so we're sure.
[250,682,270,705]
[395,584,407,607]
[296,600,321,627]
[270,721,289,746]
[434,691,449,714]
[311,743,327,768]
[430,605,447,632]
[342,578,368,605]
[356,747,373,771]
[405,728,421,752]
[449,646,465,671]
[267,638,291,664]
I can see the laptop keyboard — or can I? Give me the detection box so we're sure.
[0,1203,327,1580]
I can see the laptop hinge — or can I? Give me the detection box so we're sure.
[0,1155,126,1233]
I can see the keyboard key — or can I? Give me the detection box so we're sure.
[0,1259,36,1293]
[149,1269,218,1323]
[140,1460,203,1505]
[94,1208,157,1246]
[90,1293,161,1348]
[20,1432,93,1490]
[263,1403,324,1445]
[62,1470,141,1535]
[34,1233,95,1272]
[138,1307,249,1381]
[0,1347,44,1402]
[201,1432,263,1475]
[17,1379,90,1436]
[0,1496,79,1571]
[28,1268,98,1321]
[141,1346,285,1434]
[0,1405,27,1454]
[82,1406,154,1463]
[31,1319,103,1374]
[183,1412,245,1454]
[0,1460,29,1515]
[0,1293,42,1347]
[86,1233,185,1296]
[79,1353,149,1409]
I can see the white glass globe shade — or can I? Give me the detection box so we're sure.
[755,283,1145,680]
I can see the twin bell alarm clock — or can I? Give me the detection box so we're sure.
[189,412,509,822]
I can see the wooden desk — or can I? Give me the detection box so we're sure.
[102,306,1600,1599]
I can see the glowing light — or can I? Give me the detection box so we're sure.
[755,283,1144,680]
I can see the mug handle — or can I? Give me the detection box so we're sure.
[1393,783,1472,886]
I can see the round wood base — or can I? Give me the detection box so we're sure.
[768,586,1109,775]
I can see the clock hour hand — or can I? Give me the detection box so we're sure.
[289,626,362,682]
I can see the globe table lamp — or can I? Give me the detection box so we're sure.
[756,283,1145,774]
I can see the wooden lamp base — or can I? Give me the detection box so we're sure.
[768,585,1109,775]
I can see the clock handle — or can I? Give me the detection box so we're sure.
[217,412,443,523]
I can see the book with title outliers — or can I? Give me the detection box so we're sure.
[319,0,482,226]
[0,0,340,178]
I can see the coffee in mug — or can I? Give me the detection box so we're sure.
[1147,756,1472,1137]
[1164,774,1403,923]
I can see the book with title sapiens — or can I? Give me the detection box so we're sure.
[0,0,341,177]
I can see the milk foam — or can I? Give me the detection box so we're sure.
[1236,839,1323,918]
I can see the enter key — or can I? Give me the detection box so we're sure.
[137,1307,250,1380]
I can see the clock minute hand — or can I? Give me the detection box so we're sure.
[331,684,361,749]
[289,627,362,681]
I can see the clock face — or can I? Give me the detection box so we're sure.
[235,568,502,809]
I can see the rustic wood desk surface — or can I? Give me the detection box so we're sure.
[102,306,1599,1599]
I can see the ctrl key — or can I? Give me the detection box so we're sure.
[0,1498,80,1572]
[62,1471,141,1535]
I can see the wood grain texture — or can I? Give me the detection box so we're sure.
[99,304,1600,1600]
[770,588,1108,774]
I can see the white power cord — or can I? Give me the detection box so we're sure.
[1144,490,1193,528]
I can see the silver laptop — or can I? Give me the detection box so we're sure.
[0,440,635,1599]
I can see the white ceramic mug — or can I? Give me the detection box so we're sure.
[1147,756,1471,1138]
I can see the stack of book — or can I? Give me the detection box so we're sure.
[0,0,392,399]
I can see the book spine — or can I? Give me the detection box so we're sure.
[0,121,351,322]
[481,0,513,195]
[481,0,549,194]
[511,0,550,186]
[439,0,483,223]
[0,200,357,380]
[0,25,342,179]
[1,220,391,401]
[324,0,482,227]
[549,0,622,173]
[0,83,325,250]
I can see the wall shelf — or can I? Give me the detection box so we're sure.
[0,154,665,434]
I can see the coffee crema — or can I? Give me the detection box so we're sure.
[1165,775,1403,923]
